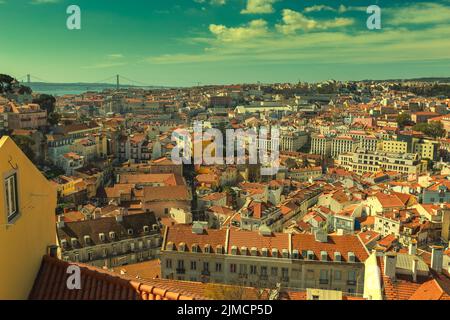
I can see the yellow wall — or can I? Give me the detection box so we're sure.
[0,136,57,300]
[382,140,408,154]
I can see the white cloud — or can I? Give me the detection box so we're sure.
[304,5,336,13]
[146,2,450,69]
[241,0,278,14]
[209,19,269,42]
[276,9,354,34]
[387,2,450,26]
[194,0,226,6]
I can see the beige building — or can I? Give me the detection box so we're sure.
[310,134,331,157]
[161,224,369,296]
[7,103,47,130]
[57,211,162,268]
[337,148,428,176]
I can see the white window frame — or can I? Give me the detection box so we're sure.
[4,172,19,224]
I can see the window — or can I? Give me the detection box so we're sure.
[215,263,222,272]
[250,265,257,275]
[239,264,247,274]
[166,259,172,269]
[230,264,237,273]
[281,268,289,279]
[260,266,268,276]
[5,173,19,223]
[203,262,209,272]
[334,270,342,281]
[271,267,278,277]
[348,271,356,281]
[190,261,197,271]
[177,260,184,269]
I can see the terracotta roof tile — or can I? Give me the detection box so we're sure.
[29,256,195,300]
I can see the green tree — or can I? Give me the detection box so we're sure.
[48,112,61,126]
[413,121,446,138]
[32,94,56,114]
[0,74,15,93]
[12,135,36,162]
[397,113,412,128]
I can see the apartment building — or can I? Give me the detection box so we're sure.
[331,136,358,158]
[374,209,425,246]
[161,224,369,295]
[280,131,308,152]
[382,139,438,161]
[337,149,428,176]
[0,136,57,299]
[310,134,331,157]
[58,152,85,176]
[57,212,162,268]
[287,166,323,182]
[7,103,47,130]
[422,180,450,204]
[118,133,151,163]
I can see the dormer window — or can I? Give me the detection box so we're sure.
[60,239,68,248]
[127,229,134,236]
[271,248,279,257]
[204,244,211,254]
[261,248,268,257]
[71,238,78,247]
[84,235,91,246]
[109,231,116,241]
[99,233,105,242]
[192,244,199,253]
[143,226,149,233]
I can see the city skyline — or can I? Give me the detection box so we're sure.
[1,0,450,86]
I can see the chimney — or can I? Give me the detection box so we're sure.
[431,246,444,273]
[115,213,123,223]
[412,258,418,282]
[408,240,417,256]
[384,253,397,280]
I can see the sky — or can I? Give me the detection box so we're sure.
[0,0,450,86]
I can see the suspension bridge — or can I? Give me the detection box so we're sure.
[12,74,157,90]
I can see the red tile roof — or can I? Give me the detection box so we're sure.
[29,256,195,300]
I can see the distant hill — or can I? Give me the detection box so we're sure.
[361,77,450,83]
[25,82,166,95]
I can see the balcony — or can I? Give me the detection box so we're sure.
[347,280,357,286]
[319,279,329,285]
[176,268,186,275]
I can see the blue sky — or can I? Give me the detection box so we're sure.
[0,0,449,86]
